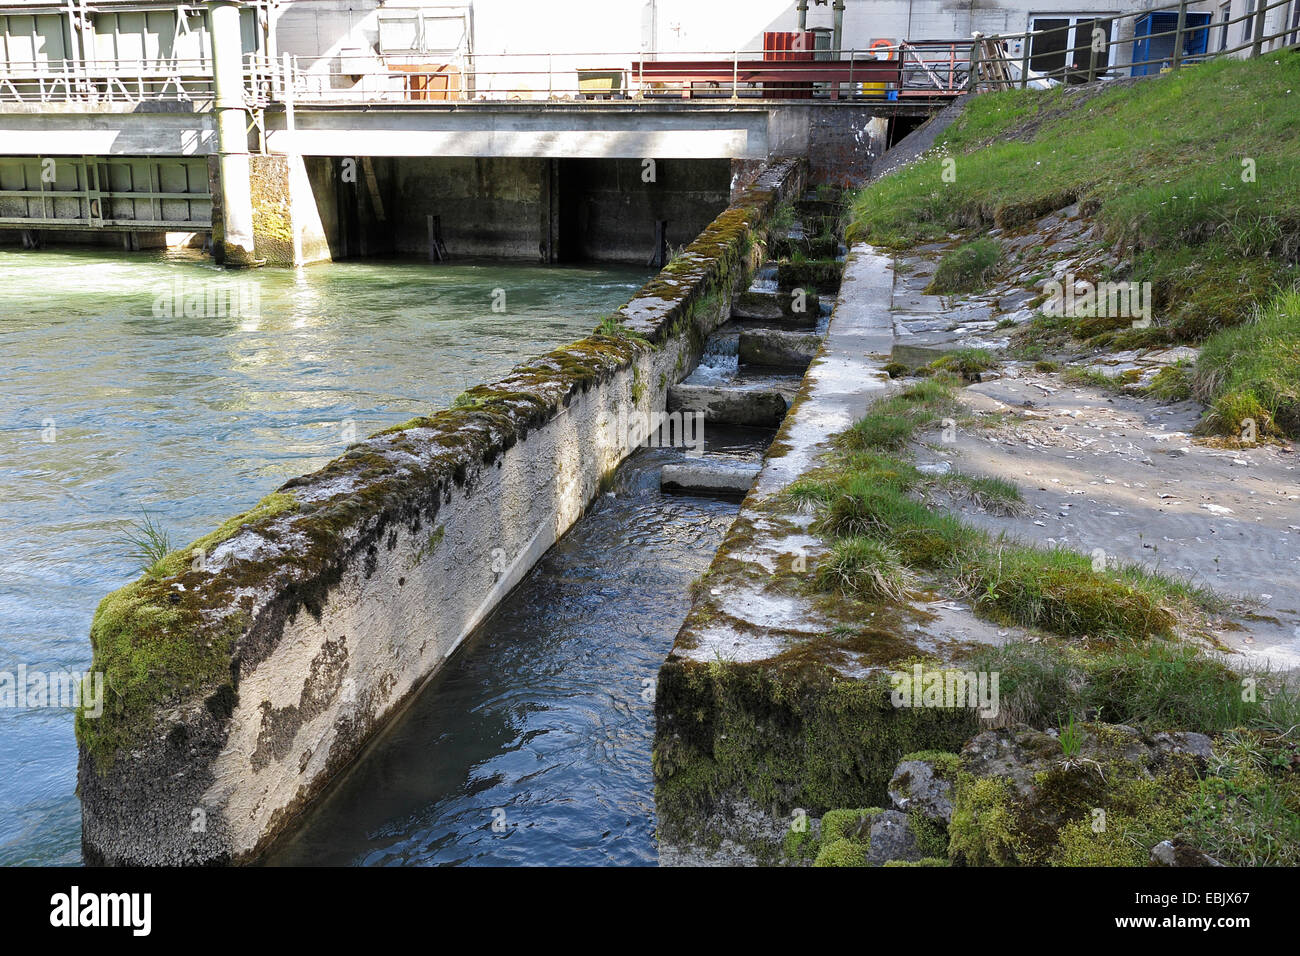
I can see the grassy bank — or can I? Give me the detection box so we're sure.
[848,54,1300,437]
[789,375,1300,867]
[788,374,1223,645]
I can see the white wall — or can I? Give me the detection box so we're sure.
[270,0,1285,94]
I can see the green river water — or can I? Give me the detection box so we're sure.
[0,248,650,864]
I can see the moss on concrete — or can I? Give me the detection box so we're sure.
[78,159,807,784]
[653,659,978,853]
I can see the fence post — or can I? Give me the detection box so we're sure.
[1020,32,1031,88]
[1251,1,1268,55]
[970,35,983,91]
[1172,0,1188,69]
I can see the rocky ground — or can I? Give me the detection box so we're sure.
[891,205,1300,670]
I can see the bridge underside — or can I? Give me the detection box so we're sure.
[0,100,935,254]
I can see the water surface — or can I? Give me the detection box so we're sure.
[264,435,763,866]
[0,248,648,864]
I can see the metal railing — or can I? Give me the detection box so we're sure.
[11,4,1294,111]
[257,45,971,104]
[970,0,1300,91]
[0,56,220,104]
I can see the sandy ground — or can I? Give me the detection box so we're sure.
[938,371,1300,668]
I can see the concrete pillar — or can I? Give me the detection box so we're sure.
[207,0,259,266]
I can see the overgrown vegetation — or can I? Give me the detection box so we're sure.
[1193,289,1300,439]
[848,53,1300,436]
[967,639,1293,735]
[925,239,1000,294]
[788,376,1219,643]
[781,372,1300,867]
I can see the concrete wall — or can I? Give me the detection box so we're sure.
[303,154,731,263]
[76,158,804,865]
[0,104,215,156]
[767,104,890,185]
[390,156,546,259]
[557,158,731,263]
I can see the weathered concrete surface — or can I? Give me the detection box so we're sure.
[653,244,1014,866]
[0,103,216,156]
[891,206,1300,670]
[730,289,819,324]
[661,459,761,497]
[247,154,332,266]
[666,383,788,427]
[737,328,821,369]
[77,158,805,866]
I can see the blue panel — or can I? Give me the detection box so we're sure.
[1132,11,1215,76]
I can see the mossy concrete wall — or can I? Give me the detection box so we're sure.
[76,158,805,866]
[210,155,332,266]
[652,245,981,865]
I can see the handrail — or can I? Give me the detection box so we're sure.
[970,0,1298,90]
[4,2,1297,110]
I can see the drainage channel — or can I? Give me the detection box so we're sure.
[262,196,837,866]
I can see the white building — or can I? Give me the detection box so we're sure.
[2,0,1296,101]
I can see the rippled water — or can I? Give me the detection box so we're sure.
[0,248,649,865]
[264,435,761,866]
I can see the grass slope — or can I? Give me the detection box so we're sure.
[848,54,1300,437]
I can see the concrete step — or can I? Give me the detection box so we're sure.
[661,458,761,498]
[777,259,843,295]
[730,289,819,325]
[667,383,789,427]
[738,328,822,370]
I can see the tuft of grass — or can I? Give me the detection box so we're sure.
[942,472,1024,515]
[814,538,913,601]
[929,347,999,379]
[953,542,1179,640]
[116,508,173,577]
[1057,713,1083,757]
[1192,289,1300,439]
[925,239,1001,294]
[1143,361,1194,402]
[840,375,960,451]
[1061,365,1127,392]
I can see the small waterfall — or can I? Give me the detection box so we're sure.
[684,329,739,385]
[749,263,779,293]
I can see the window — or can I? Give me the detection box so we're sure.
[1028,16,1115,81]
[376,9,468,56]
[1219,2,1231,50]
[1243,0,1255,41]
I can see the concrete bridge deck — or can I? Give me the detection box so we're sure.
[0,98,939,159]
